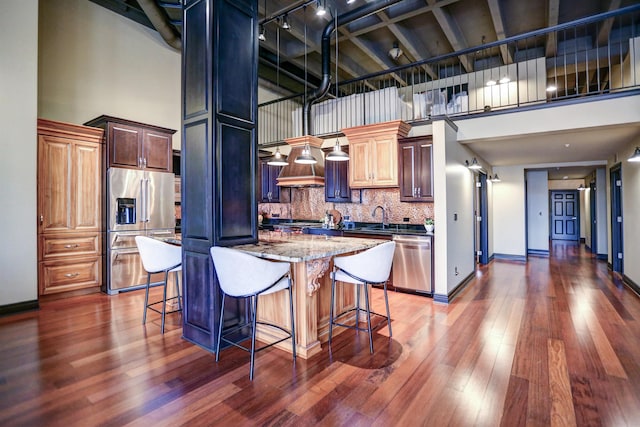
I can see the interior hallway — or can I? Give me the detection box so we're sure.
[1,241,639,426]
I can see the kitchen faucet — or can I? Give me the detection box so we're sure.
[372,205,386,228]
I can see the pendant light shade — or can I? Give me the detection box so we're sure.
[267,147,288,166]
[325,140,349,161]
[295,143,318,164]
[466,157,481,170]
[628,146,640,162]
[490,174,501,182]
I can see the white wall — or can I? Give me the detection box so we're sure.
[492,165,526,257]
[432,120,476,297]
[38,0,181,148]
[526,170,549,252]
[0,1,39,306]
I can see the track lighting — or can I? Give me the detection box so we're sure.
[258,24,266,41]
[316,0,326,16]
[281,14,291,30]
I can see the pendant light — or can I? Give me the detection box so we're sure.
[295,143,318,164]
[466,158,481,170]
[326,139,349,161]
[267,147,288,166]
[490,174,501,182]
[628,147,640,162]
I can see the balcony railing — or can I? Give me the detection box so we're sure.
[258,4,640,146]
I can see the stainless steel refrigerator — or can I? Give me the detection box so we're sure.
[106,167,176,294]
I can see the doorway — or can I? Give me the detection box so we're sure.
[550,190,579,241]
[474,172,489,264]
[610,165,623,273]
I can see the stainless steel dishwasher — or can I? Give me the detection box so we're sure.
[392,234,433,295]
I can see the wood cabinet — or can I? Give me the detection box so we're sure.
[83,115,175,172]
[37,119,104,295]
[398,136,434,202]
[343,120,411,188]
[323,147,351,202]
[258,158,282,203]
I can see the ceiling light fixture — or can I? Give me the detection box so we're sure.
[316,0,326,16]
[546,85,557,92]
[486,79,497,86]
[466,158,482,170]
[499,76,510,84]
[281,14,291,30]
[490,174,501,182]
[295,143,318,164]
[577,184,586,191]
[267,147,288,166]
[325,139,349,161]
[258,24,266,41]
[389,41,403,60]
[629,147,640,162]
[347,0,356,4]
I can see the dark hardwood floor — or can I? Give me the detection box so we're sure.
[2,241,640,426]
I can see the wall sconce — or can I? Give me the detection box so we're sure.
[577,184,586,191]
[466,158,482,170]
[267,147,288,166]
[628,147,640,162]
[490,174,501,182]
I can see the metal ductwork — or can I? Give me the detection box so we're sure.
[302,0,403,135]
[137,0,182,51]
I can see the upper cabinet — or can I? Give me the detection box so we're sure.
[84,115,176,172]
[343,121,410,188]
[398,136,434,202]
[323,146,351,202]
[258,158,283,203]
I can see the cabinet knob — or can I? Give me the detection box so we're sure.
[64,244,79,249]
[40,215,43,225]
[64,273,79,278]
[417,187,421,197]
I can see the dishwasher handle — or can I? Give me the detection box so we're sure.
[392,235,432,245]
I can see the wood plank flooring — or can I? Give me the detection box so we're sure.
[2,241,640,426]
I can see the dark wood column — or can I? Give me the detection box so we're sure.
[181,0,258,351]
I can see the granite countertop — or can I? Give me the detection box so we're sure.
[231,231,385,262]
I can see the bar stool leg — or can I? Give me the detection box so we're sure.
[215,293,226,362]
[250,295,259,381]
[143,272,151,324]
[328,271,337,347]
[161,270,169,334]
[383,281,392,337]
[363,283,373,353]
[288,277,297,360]
[175,271,182,311]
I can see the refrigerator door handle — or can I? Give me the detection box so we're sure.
[140,178,146,223]
[144,178,150,222]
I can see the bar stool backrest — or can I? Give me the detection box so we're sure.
[334,241,396,283]
[210,246,290,297]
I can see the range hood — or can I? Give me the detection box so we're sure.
[276,135,325,187]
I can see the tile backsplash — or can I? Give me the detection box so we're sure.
[259,187,433,225]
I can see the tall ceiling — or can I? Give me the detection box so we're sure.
[90,0,640,179]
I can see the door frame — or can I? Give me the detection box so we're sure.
[610,164,623,273]
[589,179,597,253]
[473,172,489,265]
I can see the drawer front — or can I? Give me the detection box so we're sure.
[41,234,101,259]
[40,257,101,294]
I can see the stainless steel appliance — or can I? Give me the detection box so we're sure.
[106,168,176,294]
[392,234,433,295]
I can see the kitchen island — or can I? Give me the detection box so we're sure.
[231,231,386,358]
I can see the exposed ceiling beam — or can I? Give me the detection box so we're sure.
[425,0,474,72]
[486,0,513,64]
[545,0,560,57]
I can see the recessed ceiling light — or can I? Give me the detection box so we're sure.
[565,144,570,148]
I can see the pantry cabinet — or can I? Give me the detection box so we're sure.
[398,136,433,202]
[37,119,104,295]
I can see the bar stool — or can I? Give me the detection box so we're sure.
[135,236,182,334]
[329,241,396,353]
[210,246,296,380]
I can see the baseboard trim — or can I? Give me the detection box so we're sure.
[488,254,495,262]
[607,262,613,270]
[433,271,476,304]
[493,253,527,262]
[0,300,39,317]
[623,275,640,298]
[596,254,607,261]
[527,249,549,257]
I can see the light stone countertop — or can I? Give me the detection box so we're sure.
[231,231,386,262]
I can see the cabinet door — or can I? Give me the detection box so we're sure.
[108,123,141,169]
[399,143,417,201]
[417,142,433,201]
[349,140,372,188]
[325,160,351,202]
[74,141,102,231]
[258,160,281,202]
[372,136,398,186]
[38,135,73,233]
[142,129,172,172]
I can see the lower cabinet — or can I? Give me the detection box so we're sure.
[39,257,101,295]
